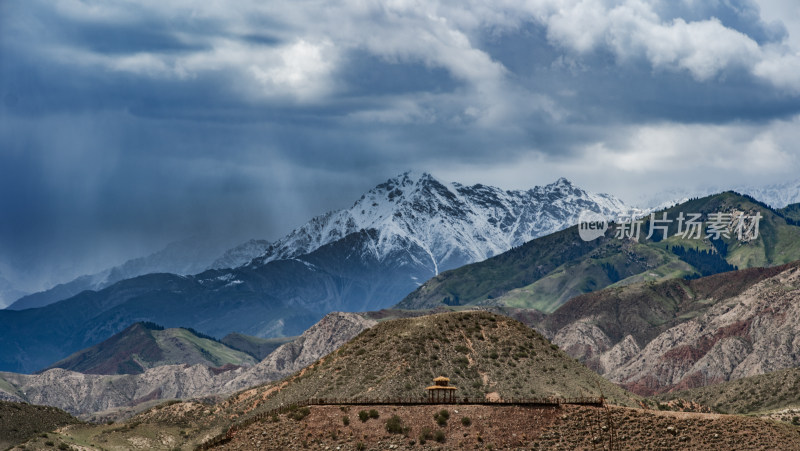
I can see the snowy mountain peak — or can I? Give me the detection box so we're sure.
[552,177,573,187]
[248,171,632,275]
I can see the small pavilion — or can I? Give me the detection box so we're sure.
[426,376,458,403]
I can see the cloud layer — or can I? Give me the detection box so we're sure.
[1,0,799,289]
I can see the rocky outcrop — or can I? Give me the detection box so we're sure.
[552,320,612,367]
[223,312,377,391]
[598,335,640,374]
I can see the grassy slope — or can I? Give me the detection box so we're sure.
[779,202,800,222]
[397,192,800,313]
[154,328,258,368]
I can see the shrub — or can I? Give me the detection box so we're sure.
[342,416,350,426]
[44,442,54,447]
[438,409,450,420]
[419,427,433,444]
[368,409,379,419]
[461,416,472,426]
[358,410,369,422]
[356,443,366,451]
[58,444,69,451]
[434,430,446,443]
[290,406,311,421]
[385,415,405,434]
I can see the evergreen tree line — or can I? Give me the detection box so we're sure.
[671,245,737,278]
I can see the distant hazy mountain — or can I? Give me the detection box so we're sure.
[0,271,27,310]
[740,178,800,208]
[209,239,272,270]
[7,236,237,311]
[635,178,800,210]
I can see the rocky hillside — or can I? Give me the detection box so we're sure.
[43,322,257,375]
[605,261,800,395]
[531,260,800,396]
[539,263,796,371]
[0,312,373,419]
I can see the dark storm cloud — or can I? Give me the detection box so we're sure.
[1,0,800,294]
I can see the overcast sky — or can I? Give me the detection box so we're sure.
[2,0,800,290]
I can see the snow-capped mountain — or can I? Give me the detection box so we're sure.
[210,239,272,270]
[736,179,800,209]
[249,171,631,275]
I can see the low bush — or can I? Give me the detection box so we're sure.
[385,415,406,434]
[289,406,311,421]
[419,427,433,444]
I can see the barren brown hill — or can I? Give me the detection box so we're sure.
[218,311,639,415]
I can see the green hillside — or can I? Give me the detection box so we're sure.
[778,202,800,224]
[43,322,257,375]
[397,192,800,312]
